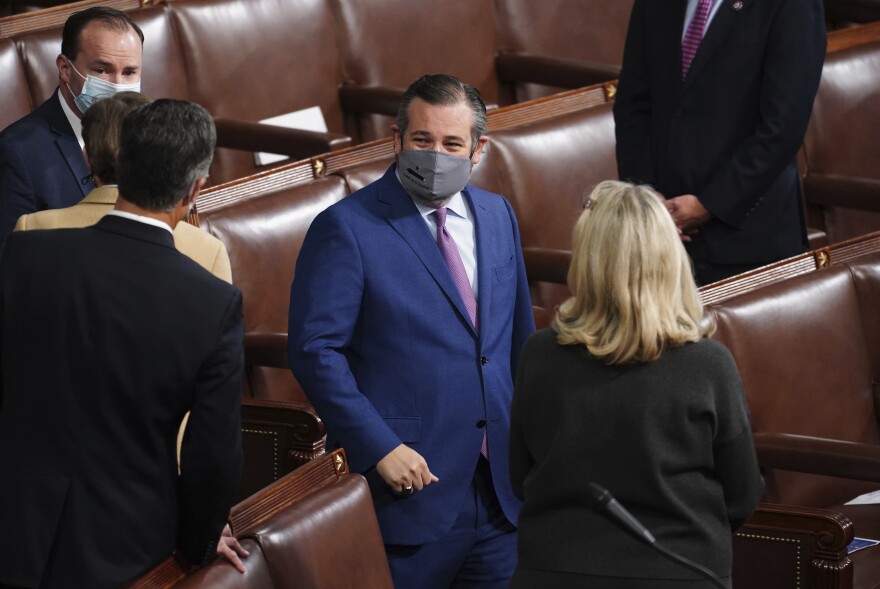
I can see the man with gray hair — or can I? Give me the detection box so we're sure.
[289,74,535,588]
[0,99,245,588]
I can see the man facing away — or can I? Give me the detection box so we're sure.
[0,6,143,236]
[0,99,245,588]
[288,74,535,588]
[613,0,826,285]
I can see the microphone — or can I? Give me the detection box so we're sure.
[587,483,728,589]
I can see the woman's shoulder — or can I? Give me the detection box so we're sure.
[667,338,739,376]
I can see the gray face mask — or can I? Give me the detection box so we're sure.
[397,149,473,203]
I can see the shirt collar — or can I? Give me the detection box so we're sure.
[104,210,174,235]
[57,88,84,150]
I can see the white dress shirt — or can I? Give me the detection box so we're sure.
[105,209,174,235]
[57,88,85,150]
[682,0,726,40]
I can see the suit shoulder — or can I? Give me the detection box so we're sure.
[0,102,54,144]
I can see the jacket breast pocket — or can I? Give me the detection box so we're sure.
[494,256,515,282]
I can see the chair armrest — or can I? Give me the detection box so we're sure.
[522,246,571,285]
[213,118,352,160]
[496,53,621,89]
[244,332,289,369]
[754,432,880,482]
[733,502,854,588]
[803,173,880,212]
[338,85,405,117]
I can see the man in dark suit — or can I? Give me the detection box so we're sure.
[0,6,143,236]
[0,99,244,588]
[614,0,826,285]
[288,74,535,588]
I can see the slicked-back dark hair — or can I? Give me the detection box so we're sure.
[61,6,144,60]
[117,99,216,212]
[396,74,487,152]
[82,91,152,185]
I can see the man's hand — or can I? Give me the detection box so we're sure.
[665,194,713,238]
[217,524,248,573]
[376,443,439,495]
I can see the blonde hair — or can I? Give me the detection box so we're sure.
[554,180,712,364]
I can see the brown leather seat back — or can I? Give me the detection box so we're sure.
[707,264,880,507]
[13,5,187,108]
[170,0,346,184]
[0,37,32,131]
[484,102,618,309]
[804,36,880,242]
[493,0,632,101]
[252,474,393,589]
[329,0,503,142]
[200,176,348,403]
[173,538,270,589]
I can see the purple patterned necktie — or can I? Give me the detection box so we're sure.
[681,0,715,79]
[432,208,488,458]
[433,208,478,330]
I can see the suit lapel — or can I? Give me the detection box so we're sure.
[44,94,93,198]
[379,167,478,338]
[682,0,756,92]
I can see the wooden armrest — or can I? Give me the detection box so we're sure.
[496,53,621,89]
[522,247,571,285]
[338,85,405,117]
[244,332,289,369]
[213,118,351,160]
[733,502,854,588]
[754,432,880,482]
[803,173,880,212]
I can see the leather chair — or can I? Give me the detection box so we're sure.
[199,174,349,403]
[132,449,393,589]
[0,36,32,132]
[476,101,618,312]
[329,0,505,142]
[705,253,880,588]
[802,22,880,243]
[168,0,352,185]
[493,0,632,102]
[0,0,147,37]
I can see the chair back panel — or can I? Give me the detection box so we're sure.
[0,37,32,131]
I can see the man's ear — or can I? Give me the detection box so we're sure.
[56,53,72,85]
[470,136,489,165]
[391,124,402,156]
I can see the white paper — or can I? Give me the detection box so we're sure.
[254,106,328,166]
[844,489,880,505]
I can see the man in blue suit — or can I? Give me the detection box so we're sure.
[0,7,143,236]
[288,74,535,588]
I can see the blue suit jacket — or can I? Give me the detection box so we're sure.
[0,92,94,236]
[288,165,535,545]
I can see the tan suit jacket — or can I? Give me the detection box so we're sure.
[14,186,232,283]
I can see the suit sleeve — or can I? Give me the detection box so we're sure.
[287,207,402,474]
[613,0,657,187]
[0,138,37,238]
[699,0,826,227]
[177,289,244,566]
[505,198,536,379]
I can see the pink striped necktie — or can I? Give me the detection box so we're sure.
[432,208,488,458]
[681,0,715,79]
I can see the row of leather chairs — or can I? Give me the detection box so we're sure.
[0,0,632,184]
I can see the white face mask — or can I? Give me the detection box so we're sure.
[65,59,141,113]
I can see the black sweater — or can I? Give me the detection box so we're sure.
[509,329,763,580]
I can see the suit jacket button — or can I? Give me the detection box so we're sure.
[476,419,487,428]
[480,356,488,365]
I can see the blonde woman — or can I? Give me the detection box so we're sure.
[508,181,762,588]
